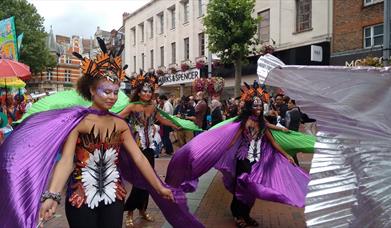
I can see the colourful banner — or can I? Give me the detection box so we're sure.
[0,16,18,60]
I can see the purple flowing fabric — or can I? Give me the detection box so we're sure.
[0,107,203,228]
[166,122,310,208]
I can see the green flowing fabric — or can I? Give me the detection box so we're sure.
[16,90,130,124]
[16,90,202,131]
[210,116,315,155]
[129,101,202,132]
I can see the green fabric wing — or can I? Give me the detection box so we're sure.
[270,129,316,156]
[210,116,315,155]
[16,90,129,124]
[157,109,203,132]
[209,116,238,129]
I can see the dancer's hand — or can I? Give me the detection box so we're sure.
[172,125,181,131]
[281,128,289,132]
[158,187,175,203]
[39,199,58,226]
[286,155,295,164]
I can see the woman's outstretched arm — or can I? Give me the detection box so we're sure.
[265,129,295,164]
[39,126,79,222]
[118,104,134,118]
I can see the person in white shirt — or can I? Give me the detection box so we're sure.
[159,95,174,155]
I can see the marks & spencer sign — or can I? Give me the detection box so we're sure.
[159,69,200,86]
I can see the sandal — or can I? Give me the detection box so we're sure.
[234,217,249,228]
[125,215,134,228]
[244,216,259,227]
[141,213,154,222]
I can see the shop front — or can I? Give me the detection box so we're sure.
[158,68,200,97]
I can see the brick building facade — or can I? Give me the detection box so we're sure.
[331,0,384,65]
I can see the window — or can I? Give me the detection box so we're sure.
[160,46,164,66]
[150,50,154,68]
[296,0,312,32]
[184,38,189,60]
[148,18,154,38]
[158,13,164,34]
[183,1,189,23]
[131,27,136,45]
[198,33,205,56]
[141,53,145,70]
[258,9,270,43]
[47,70,52,81]
[364,24,383,48]
[66,56,71,64]
[198,0,205,17]
[139,23,144,42]
[364,0,383,6]
[171,42,176,63]
[133,56,136,72]
[169,7,176,29]
[65,70,71,82]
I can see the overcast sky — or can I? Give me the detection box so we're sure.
[28,0,149,38]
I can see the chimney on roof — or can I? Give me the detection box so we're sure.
[122,12,130,21]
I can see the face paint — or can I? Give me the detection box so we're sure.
[139,83,153,102]
[252,97,263,109]
[96,81,119,98]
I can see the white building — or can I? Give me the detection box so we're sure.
[124,0,332,97]
[255,0,332,65]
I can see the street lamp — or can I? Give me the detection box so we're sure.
[56,52,60,91]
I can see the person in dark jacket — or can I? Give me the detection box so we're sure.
[285,99,301,132]
[210,99,223,127]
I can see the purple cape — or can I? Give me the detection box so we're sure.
[166,122,310,207]
[0,107,203,228]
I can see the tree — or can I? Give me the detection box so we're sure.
[204,0,259,97]
[0,0,56,74]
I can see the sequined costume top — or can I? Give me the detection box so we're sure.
[128,109,157,150]
[67,125,127,209]
[236,125,266,163]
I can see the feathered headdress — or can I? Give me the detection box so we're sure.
[128,70,161,91]
[240,81,270,103]
[72,37,127,82]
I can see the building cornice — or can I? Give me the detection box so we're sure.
[275,35,331,52]
[331,47,382,57]
[124,0,158,22]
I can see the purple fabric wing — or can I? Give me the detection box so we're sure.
[166,122,310,208]
[119,151,204,228]
[0,107,204,228]
[236,138,310,207]
[0,107,88,228]
[165,122,241,190]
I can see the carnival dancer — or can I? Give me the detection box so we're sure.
[0,38,204,228]
[118,72,180,227]
[166,81,310,227]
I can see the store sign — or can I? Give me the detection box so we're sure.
[159,68,200,86]
[311,45,323,62]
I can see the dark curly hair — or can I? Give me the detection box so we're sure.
[76,74,104,101]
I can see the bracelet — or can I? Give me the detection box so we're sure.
[40,191,61,204]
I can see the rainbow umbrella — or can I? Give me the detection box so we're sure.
[0,77,26,89]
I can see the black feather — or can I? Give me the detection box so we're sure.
[123,64,128,70]
[97,37,107,53]
[116,45,125,56]
[72,52,84,60]
[244,82,250,89]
